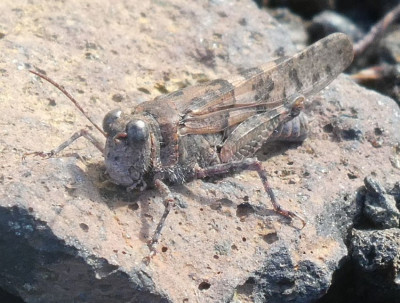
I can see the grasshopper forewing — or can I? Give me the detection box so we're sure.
[27,33,353,262]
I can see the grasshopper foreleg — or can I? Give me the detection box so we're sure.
[144,178,175,264]
[196,158,306,227]
[24,129,104,159]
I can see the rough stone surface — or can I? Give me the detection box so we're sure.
[362,176,400,228]
[349,228,400,302]
[318,176,400,303]
[267,8,308,50]
[351,228,400,273]
[1,0,400,302]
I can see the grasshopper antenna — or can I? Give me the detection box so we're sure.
[29,70,107,138]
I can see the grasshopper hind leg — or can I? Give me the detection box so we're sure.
[196,158,306,227]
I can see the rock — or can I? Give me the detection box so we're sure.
[265,0,335,18]
[351,228,400,272]
[0,199,165,302]
[268,8,308,49]
[253,244,336,303]
[319,177,400,303]
[389,181,400,201]
[362,176,400,228]
[309,10,364,42]
[349,228,400,302]
[1,0,400,302]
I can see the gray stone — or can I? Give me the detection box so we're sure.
[268,8,308,50]
[349,228,400,301]
[362,176,400,228]
[309,10,364,42]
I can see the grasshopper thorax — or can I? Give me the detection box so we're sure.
[103,109,155,190]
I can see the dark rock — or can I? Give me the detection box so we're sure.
[266,0,335,18]
[329,116,364,142]
[0,288,25,303]
[319,179,400,303]
[309,10,364,42]
[254,245,334,303]
[351,228,400,272]
[349,228,400,302]
[389,181,400,201]
[362,177,400,228]
[0,205,166,303]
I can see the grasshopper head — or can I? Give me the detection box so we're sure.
[102,109,152,190]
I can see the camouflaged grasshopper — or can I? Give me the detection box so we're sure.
[28,33,353,259]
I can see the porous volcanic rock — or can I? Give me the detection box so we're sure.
[1,0,400,302]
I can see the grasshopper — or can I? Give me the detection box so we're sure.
[27,33,353,260]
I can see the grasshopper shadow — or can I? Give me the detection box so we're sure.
[177,181,295,227]
[67,160,157,243]
[257,140,304,162]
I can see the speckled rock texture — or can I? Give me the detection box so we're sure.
[0,0,399,302]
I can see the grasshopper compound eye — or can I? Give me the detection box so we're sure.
[103,109,122,135]
[126,120,149,144]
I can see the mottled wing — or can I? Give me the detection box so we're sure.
[174,33,353,135]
